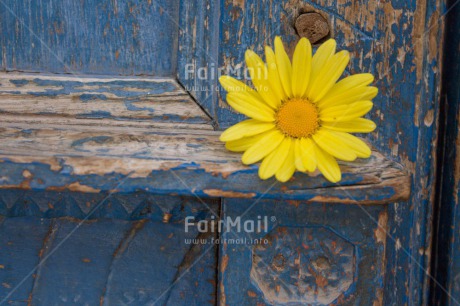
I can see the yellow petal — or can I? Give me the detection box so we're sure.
[328,131,372,158]
[220,119,275,142]
[275,143,296,182]
[225,132,268,152]
[259,137,291,180]
[318,86,378,108]
[322,118,377,133]
[294,138,306,172]
[312,129,357,161]
[320,101,373,122]
[245,50,280,109]
[314,145,342,183]
[220,76,256,95]
[274,36,293,98]
[265,46,287,102]
[242,130,284,164]
[291,38,312,98]
[299,137,317,172]
[308,50,350,102]
[226,92,275,122]
[309,39,336,87]
[219,76,265,105]
[325,73,374,96]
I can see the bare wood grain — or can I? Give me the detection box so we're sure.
[0,121,410,203]
[0,73,212,128]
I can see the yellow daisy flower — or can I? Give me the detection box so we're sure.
[219,37,378,183]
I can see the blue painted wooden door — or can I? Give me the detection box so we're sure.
[0,1,219,305]
[180,0,445,304]
[0,0,453,305]
[0,0,180,76]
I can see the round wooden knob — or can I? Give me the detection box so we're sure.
[295,13,330,44]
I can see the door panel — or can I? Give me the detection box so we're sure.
[0,192,218,305]
[220,199,388,305]
[208,0,444,304]
[0,0,179,76]
[177,0,220,122]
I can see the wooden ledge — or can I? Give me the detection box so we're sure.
[0,72,213,130]
[0,123,410,204]
[0,72,410,204]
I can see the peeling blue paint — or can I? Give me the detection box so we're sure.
[186,144,201,148]
[0,159,405,203]
[0,198,218,305]
[0,0,180,76]
[221,199,385,305]
[124,99,155,113]
[79,94,108,102]
[77,111,113,119]
[10,79,29,87]
[18,78,177,98]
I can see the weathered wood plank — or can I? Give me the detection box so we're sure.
[0,191,216,221]
[0,217,53,304]
[29,219,132,305]
[0,122,409,204]
[177,0,220,122]
[0,0,180,76]
[213,0,444,304]
[0,196,218,305]
[101,221,216,305]
[219,199,388,305]
[0,73,212,128]
[0,114,213,132]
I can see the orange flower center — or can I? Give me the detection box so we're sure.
[275,98,320,138]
